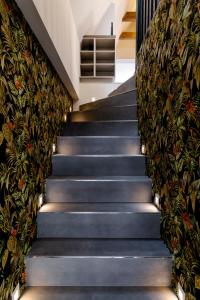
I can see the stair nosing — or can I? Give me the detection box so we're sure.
[80,89,137,109]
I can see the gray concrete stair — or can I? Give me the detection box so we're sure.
[22,84,175,299]
[109,76,136,96]
[46,176,152,203]
[52,155,146,176]
[70,105,137,122]
[80,90,136,111]
[57,136,140,155]
[21,287,177,300]
[37,203,160,238]
[61,121,138,136]
[26,239,172,287]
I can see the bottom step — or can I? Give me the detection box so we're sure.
[21,287,177,300]
[26,239,172,287]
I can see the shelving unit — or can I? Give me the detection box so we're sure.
[80,35,116,79]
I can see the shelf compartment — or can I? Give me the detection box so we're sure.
[96,38,115,51]
[80,64,94,77]
[96,51,115,64]
[81,39,94,51]
[81,51,94,64]
[96,64,115,77]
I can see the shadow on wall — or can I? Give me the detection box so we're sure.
[0,0,72,298]
[136,1,200,300]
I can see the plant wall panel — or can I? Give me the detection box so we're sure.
[0,0,72,298]
[136,1,200,299]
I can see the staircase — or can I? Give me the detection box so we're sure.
[21,90,177,300]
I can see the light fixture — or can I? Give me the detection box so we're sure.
[154,193,160,209]
[141,144,146,154]
[38,193,44,208]
[69,106,72,112]
[11,283,20,300]
[91,97,96,102]
[52,143,56,153]
[63,113,67,122]
[177,283,185,300]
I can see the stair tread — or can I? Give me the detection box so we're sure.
[21,287,177,300]
[80,89,137,109]
[58,136,140,138]
[65,120,138,124]
[47,175,151,182]
[53,154,145,157]
[75,104,137,112]
[27,239,171,257]
[39,203,159,213]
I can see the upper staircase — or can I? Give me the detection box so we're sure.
[21,90,177,300]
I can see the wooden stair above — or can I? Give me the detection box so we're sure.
[119,32,136,40]
[122,11,136,22]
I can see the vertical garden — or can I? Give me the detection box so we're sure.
[136,0,200,299]
[0,0,72,298]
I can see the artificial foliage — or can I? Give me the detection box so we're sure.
[136,0,200,299]
[0,0,72,298]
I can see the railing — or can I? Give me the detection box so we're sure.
[136,0,160,51]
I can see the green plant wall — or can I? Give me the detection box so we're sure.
[136,1,200,299]
[0,0,72,298]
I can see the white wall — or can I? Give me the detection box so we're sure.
[115,59,135,83]
[70,0,114,40]
[33,0,80,97]
[75,81,120,111]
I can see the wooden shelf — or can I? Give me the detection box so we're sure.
[80,35,116,79]
[96,38,115,51]
[81,51,94,64]
[122,12,136,22]
[119,32,136,40]
[96,51,115,64]
[80,64,94,77]
[81,38,94,51]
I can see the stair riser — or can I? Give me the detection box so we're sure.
[61,122,138,136]
[57,137,140,155]
[80,90,137,111]
[70,106,137,122]
[26,257,172,287]
[37,213,160,238]
[46,179,152,203]
[52,156,146,176]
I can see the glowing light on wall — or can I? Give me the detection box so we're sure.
[11,284,20,300]
[154,193,160,209]
[177,283,185,300]
[38,194,44,208]
[141,145,146,154]
[91,97,96,102]
[63,114,67,122]
[52,143,56,153]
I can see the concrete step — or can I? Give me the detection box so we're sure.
[21,287,177,300]
[80,90,136,111]
[61,121,138,136]
[52,155,146,176]
[26,239,172,287]
[46,176,152,203]
[37,203,160,238]
[70,105,137,122]
[109,76,136,96]
[57,136,140,155]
